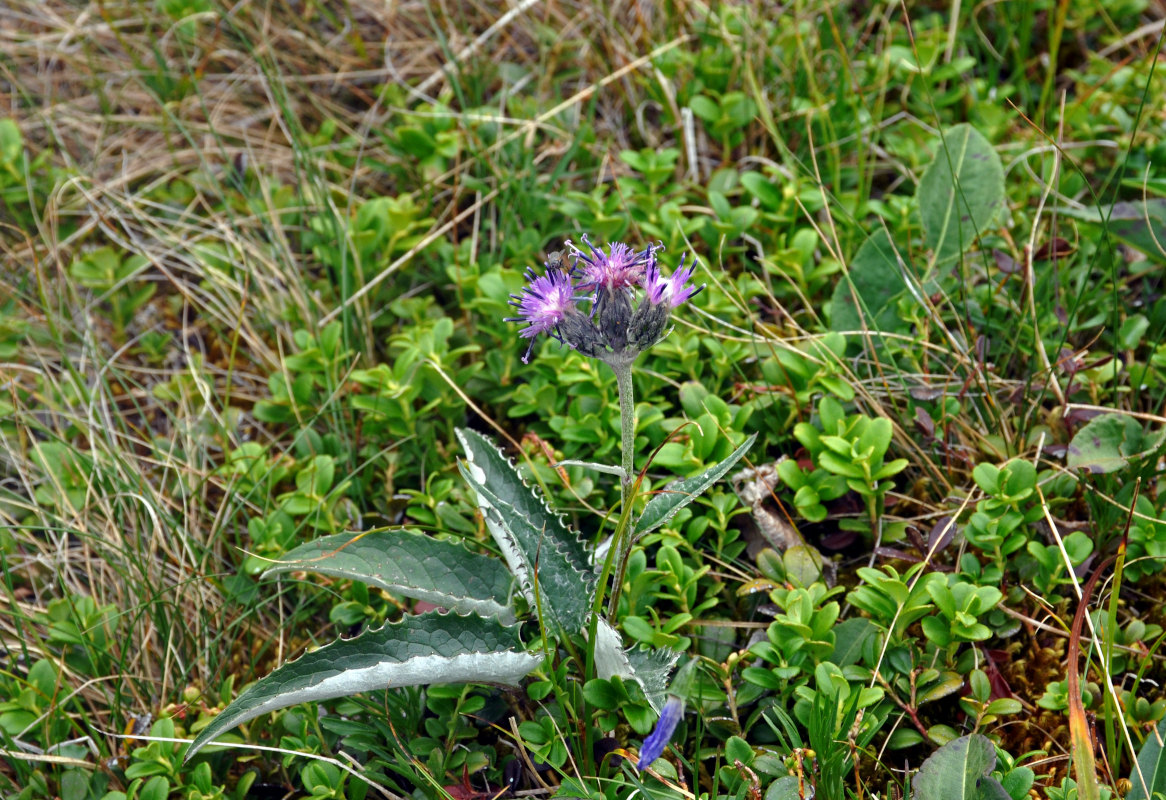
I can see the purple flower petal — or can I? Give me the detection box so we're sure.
[664,253,704,308]
[641,252,704,309]
[637,695,684,770]
[504,268,577,362]
[643,260,668,305]
[568,235,659,293]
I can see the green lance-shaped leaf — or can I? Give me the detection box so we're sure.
[456,429,595,633]
[591,618,679,712]
[918,123,1006,264]
[828,228,912,336]
[1126,715,1166,800]
[1067,413,1166,474]
[472,485,594,633]
[262,530,516,623]
[636,433,757,536]
[185,612,538,760]
[912,734,1010,800]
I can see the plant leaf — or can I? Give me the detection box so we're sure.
[473,488,593,632]
[764,776,803,800]
[457,428,595,632]
[1055,199,1166,265]
[1126,716,1166,800]
[829,617,877,667]
[625,644,682,711]
[918,123,1006,264]
[828,228,911,335]
[782,545,823,587]
[636,433,757,535]
[591,618,680,712]
[262,530,515,623]
[912,734,1011,800]
[457,428,591,572]
[1067,413,1166,474]
[185,612,538,760]
[553,460,627,479]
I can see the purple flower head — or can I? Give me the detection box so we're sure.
[504,268,577,363]
[507,239,704,364]
[642,252,705,308]
[568,234,659,293]
[638,694,684,770]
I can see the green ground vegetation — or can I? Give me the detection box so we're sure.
[1,1,1166,798]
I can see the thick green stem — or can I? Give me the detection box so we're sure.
[581,359,634,772]
[616,361,635,506]
[586,357,639,711]
[607,359,636,619]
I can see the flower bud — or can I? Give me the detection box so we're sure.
[628,297,670,350]
[558,306,605,358]
[595,286,633,353]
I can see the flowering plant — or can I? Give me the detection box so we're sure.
[506,236,715,616]
[506,235,701,366]
[501,237,751,771]
[186,235,754,781]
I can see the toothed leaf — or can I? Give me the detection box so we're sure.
[636,433,757,535]
[262,530,515,623]
[185,612,538,760]
[457,429,591,572]
[457,428,595,632]
[625,643,682,712]
[592,619,679,712]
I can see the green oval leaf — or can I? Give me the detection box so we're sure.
[829,617,878,667]
[828,229,911,335]
[1067,413,1166,474]
[918,124,1006,264]
[912,734,1010,800]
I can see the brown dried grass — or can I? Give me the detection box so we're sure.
[0,0,699,770]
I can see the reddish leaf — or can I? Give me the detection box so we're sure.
[914,406,936,439]
[993,248,1020,274]
[1033,237,1075,261]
